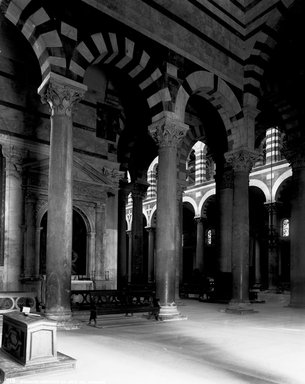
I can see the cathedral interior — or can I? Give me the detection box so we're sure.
[0,0,305,383]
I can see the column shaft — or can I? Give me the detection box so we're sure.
[290,166,305,306]
[131,181,148,283]
[194,217,205,273]
[146,227,155,283]
[149,116,188,320]
[24,195,36,278]
[156,145,177,304]
[2,146,25,291]
[95,202,106,288]
[38,73,87,321]
[266,203,279,290]
[225,149,257,305]
[117,179,129,287]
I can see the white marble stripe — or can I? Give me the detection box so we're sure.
[29,7,49,26]
[77,41,95,63]
[104,32,119,64]
[115,38,134,69]
[129,51,150,78]
[69,59,86,77]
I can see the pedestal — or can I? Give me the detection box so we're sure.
[0,312,75,382]
[1,312,57,366]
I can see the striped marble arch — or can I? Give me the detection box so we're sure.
[0,0,65,80]
[175,71,243,151]
[243,0,295,111]
[69,32,171,123]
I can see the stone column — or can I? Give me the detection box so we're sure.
[95,201,106,289]
[146,227,155,283]
[117,177,130,288]
[2,145,26,291]
[283,143,305,307]
[225,149,257,309]
[38,72,87,321]
[23,192,36,279]
[149,115,188,320]
[88,231,96,286]
[194,216,205,273]
[216,166,233,273]
[265,202,279,290]
[254,237,261,285]
[131,180,148,283]
[126,230,132,283]
[175,180,185,300]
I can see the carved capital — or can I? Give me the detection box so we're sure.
[2,145,27,178]
[216,166,234,189]
[119,178,132,202]
[194,216,206,225]
[177,179,187,201]
[132,180,149,200]
[101,167,125,189]
[264,202,279,215]
[225,149,258,174]
[38,73,87,117]
[282,139,305,170]
[148,116,188,149]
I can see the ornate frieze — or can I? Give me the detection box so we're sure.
[149,116,188,148]
[38,73,87,117]
[100,166,125,189]
[225,149,258,174]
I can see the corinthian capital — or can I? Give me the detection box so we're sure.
[38,72,87,117]
[148,115,188,148]
[281,138,305,170]
[225,148,258,174]
[2,144,27,178]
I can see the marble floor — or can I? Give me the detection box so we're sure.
[2,294,305,384]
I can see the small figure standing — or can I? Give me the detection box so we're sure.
[88,300,97,327]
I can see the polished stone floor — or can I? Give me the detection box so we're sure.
[2,294,305,384]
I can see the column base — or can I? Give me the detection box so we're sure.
[45,309,72,323]
[223,301,258,315]
[158,305,187,321]
[289,301,305,308]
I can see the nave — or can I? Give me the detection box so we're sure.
[2,297,304,384]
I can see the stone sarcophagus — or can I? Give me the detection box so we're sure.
[1,312,57,366]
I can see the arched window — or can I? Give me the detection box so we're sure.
[281,219,290,238]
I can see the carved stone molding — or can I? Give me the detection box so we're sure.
[225,149,258,174]
[149,116,188,149]
[100,167,125,189]
[38,72,87,117]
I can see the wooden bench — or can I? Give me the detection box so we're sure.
[71,289,159,320]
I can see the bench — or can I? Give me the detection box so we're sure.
[71,289,159,320]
